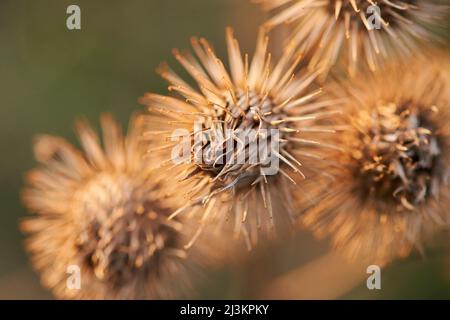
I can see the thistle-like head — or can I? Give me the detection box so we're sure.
[21,114,209,299]
[141,27,338,247]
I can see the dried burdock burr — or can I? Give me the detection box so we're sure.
[253,0,449,77]
[21,114,214,299]
[140,27,340,248]
[298,53,450,264]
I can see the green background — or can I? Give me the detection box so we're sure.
[0,0,449,299]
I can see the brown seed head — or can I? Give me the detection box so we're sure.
[141,28,338,248]
[21,114,210,299]
[298,53,450,264]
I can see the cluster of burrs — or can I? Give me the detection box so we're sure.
[21,1,450,298]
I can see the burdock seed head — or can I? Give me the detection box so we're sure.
[140,27,339,248]
[253,0,449,77]
[21,114,212,299]
[299,53,450,264]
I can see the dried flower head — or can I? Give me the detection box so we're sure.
[254,0,448,76]
[21,114,210,299]
[141,28,338,248]
[299,54,450,264]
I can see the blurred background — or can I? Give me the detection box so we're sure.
[0,0,449,299]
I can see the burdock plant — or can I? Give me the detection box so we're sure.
[18,0,450,300]
[21,114,213,299]
[141,28,339,248]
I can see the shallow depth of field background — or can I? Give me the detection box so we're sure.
[0,0,449,299]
